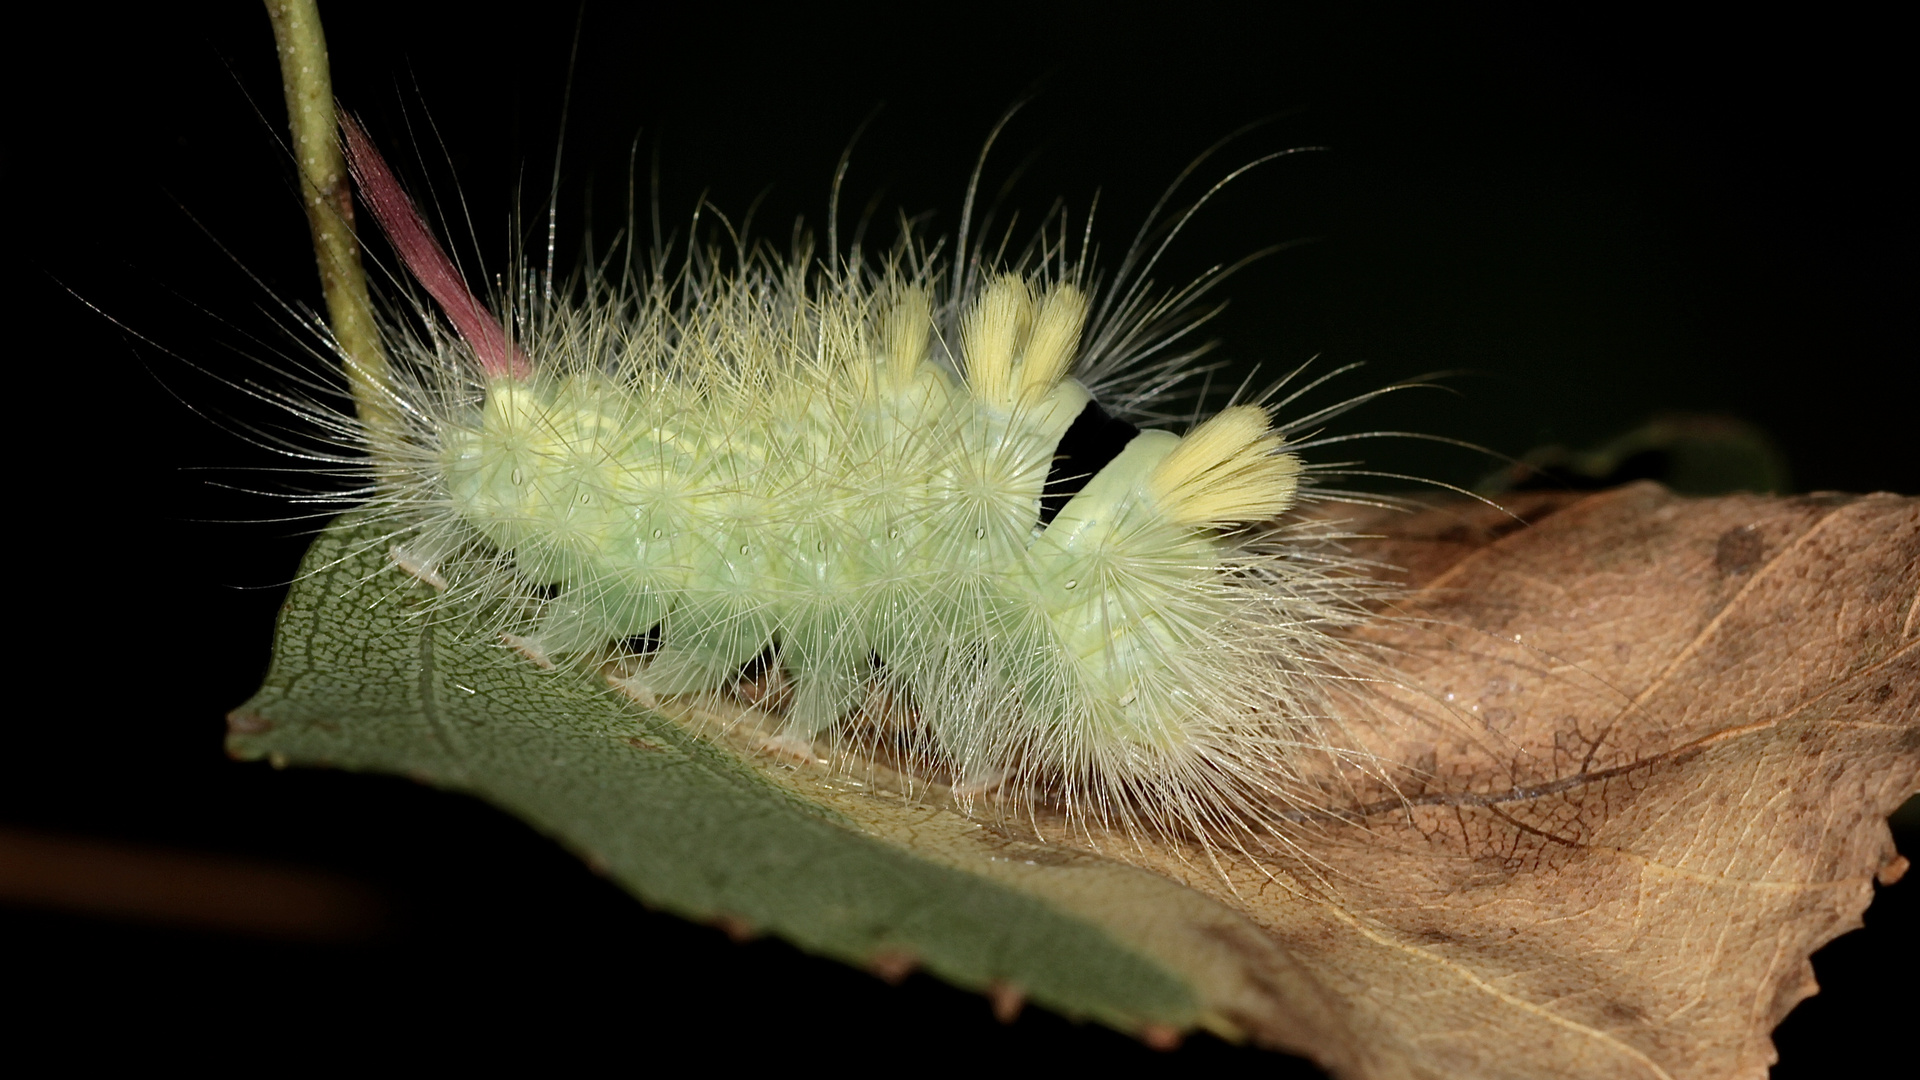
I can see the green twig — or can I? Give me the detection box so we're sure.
[264,0,392,431]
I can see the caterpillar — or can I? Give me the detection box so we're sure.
[275,102,1408,856]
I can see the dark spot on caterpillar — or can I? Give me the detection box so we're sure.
[732,642,790,708]
[529,582,560,602]
[619,624,662,657]
[737,642,780,684]
[1039,397,1139,527]
[1714,524,1764,576]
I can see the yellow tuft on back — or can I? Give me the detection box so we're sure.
[1016,283,1088,406]
[960,274,1033,408]
[880,285,931,384]
[1146,405,1302,527]
[959,275,1090,413]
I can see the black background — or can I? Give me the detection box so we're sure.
[10,2,1911,1071]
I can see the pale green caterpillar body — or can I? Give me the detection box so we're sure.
[334,118,1394,850]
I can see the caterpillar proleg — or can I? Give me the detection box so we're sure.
[302,107,1410,856]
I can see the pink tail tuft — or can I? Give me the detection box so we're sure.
[339,115,531,380]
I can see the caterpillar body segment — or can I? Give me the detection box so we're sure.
[345,124,1374,846]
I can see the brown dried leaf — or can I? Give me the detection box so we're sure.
[1143,483,1917,1077]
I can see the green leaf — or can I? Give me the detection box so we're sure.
[227,513,1265,1040]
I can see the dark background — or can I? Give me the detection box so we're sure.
[10,2,1911,1071]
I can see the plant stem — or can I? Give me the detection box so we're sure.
[264,0,392,431]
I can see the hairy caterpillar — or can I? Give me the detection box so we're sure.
[26,8,1908,1075]
[309,107,1406,853]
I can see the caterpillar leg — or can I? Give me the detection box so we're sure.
[782,647,872,739]
[641,599,778,698]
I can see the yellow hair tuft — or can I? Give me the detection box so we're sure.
[960,274,1033,408]
[1016,283,1088,405]
[881,284,931,384]
[1146,405,1302,527]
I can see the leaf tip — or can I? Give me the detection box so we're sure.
[987,980,1025,1024]
[227,711,274,735]
[710,913,758,944]
[1138,1022,1184,1051]
[1877,853,1909,886]
[866,948,919,985]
